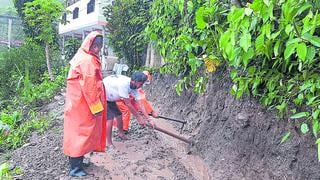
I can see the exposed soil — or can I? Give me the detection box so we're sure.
[3,68,320,179]
[5,91,209,179]
[146,69,320,180]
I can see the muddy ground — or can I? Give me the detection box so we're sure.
[5,93,208,180]
[4,68,320,179]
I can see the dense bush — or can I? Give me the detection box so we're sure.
[20,69,66,105]
[0,41,46,100]
[146,0,228,95]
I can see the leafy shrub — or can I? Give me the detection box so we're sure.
[218,0,320,158]
[0,109,49,151]
[146,0,226,95]
[0,162,22,179]
[19,68,67,105]
[0,41,46,100]
[0,110,22,128]
[220,0,320,130]
[64,37,81,62]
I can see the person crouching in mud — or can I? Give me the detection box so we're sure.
[115,70,159,134]
[102,72,155,150]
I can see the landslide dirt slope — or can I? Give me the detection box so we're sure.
[145,69,320,180]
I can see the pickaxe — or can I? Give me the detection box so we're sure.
[152,115,187,133]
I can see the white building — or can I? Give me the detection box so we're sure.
[59,0,117,70]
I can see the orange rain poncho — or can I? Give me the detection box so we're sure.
[116,89,154,131]
[63,31,107,157]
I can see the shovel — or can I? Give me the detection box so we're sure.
[147,124,191,144]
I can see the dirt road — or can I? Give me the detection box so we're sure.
[7,93,210,180]
[61,119,210,179]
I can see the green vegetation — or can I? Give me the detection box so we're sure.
[0,110,49,150]
[103,0,152,68]
[0,162,22,179]
[106,0,320,160]
[0,1,66,177]
[19,70,66,105]
[0,42,46,100]
[219,0,320,158]
[146,0,225,95]
[64,37,81,62]
[23,0,64,80]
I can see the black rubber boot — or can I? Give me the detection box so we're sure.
[68,156,87,177]
[83,157,91,167]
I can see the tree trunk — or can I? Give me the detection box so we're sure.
[45,42,54,80]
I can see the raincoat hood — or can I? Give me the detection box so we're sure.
[70,31,102,67]
[80,31,103,53]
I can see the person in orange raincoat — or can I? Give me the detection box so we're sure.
[63,31,106,177]
[116,71,158,133]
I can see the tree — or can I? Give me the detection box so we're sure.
[103,0,152,68]
[23,0,63,80]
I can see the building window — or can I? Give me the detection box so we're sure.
[87,0,95,14]
[73,7,79,19]
[62,13,67,22]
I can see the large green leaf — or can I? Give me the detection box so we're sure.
[195,7,206,29]
[284,43,296,59]
[306,46,316,62]
[255,34,265,53]
[240,33,252,52]
[274,40,280,57]
[242,48,254,66]
[302,33,320,47]
[296,43,307,61]
[290,112,309,119]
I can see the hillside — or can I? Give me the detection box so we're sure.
[2,69,319,179]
